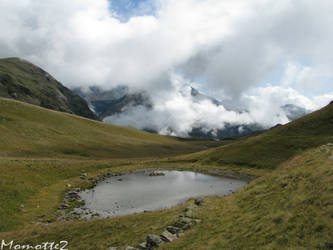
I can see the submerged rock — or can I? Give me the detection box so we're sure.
[149,171,165,177]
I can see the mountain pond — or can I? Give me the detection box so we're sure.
[78,170,247,217]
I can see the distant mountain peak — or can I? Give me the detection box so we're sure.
[76,84,311,140]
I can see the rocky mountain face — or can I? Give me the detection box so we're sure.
[73,86,152,120]
[0,58,97,120]
[281,104,309,121]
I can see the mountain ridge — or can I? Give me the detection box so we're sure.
[181,100,333,169]
[76,85,311,139]
[0,57,97,120]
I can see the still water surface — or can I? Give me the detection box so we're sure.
[79,170,247,217]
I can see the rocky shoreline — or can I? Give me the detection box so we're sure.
[108,198,204,250]
[57,171,123,221]
[57,167,254,221]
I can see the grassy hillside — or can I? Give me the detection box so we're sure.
[1,146,332,249]
[166,146,333,249]
[182,102,333,169]
[0,98,213,159]
[0,57,96,119]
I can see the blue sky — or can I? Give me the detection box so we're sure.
[108,0,156,21]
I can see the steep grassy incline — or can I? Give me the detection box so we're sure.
[184,102,333,169]
[0,57,96,119]
[0,98,208,159]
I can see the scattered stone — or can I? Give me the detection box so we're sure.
[184,210,193,218]
[160,230,177,242]
[178,216,193,224]
[92,212,100,217]
[177,232,185,237]
[80,173,87,179]
[146,234,163,248]
[66,184,71,188]
[20,204,24,208]
[185,204,198,211]
[137,242,147,249]
[61,203,69,209]
[194,198,204,206]
[68,190,79,195]
[173,221,191,230]
[126,246,138,250]
[166,226,183,234]
[107,248,117,250]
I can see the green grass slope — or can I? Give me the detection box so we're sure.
[184,102,333,169]
[167,146,333,249]
[0,98,210,159]
[0,57,96,119]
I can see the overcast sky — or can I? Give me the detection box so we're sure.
[1,0,333,135]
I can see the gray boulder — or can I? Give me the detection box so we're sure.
[126,247,139,250]
[146,234,163,248]
[160,230,177,242]
[137,242,147,249]
[166,226,183,234]
[194,198,204,206]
